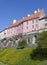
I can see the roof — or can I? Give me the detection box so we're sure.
[39,16,47,20]
[8,9,44,29]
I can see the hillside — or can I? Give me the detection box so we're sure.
[0,48,47,65]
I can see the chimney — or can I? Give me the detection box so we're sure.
[27,14,30,17]
[13,20,16,24]
[23,17,25,19]
[34,10,37,14]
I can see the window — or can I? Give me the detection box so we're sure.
[36,19,38,23]
[32,20,34,23]
[45,19,47,21]
[26,26,28,29]
[27,21,28,25]
[32,25,34,28]
[4,33,6,35]
[11,32,12,33]
[36,24,38,28]
[45,23,47,26]
[14,31,15,33]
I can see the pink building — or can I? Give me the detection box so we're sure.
[0,9,47,39]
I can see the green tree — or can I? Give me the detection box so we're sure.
[31,31,47,60]
[36,31,47,48]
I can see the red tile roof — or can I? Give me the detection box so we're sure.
[8,9,44,29]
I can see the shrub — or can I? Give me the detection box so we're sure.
[18,40,27,49]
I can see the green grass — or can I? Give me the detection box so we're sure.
[0,48,47,65]
[0,62,8,65]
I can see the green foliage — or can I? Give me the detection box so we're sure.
[31,48,47,60]
[36,31,47,48]
[18,40,27,49]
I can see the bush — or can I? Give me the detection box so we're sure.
[31,48,47,60]
[18,40,27,49]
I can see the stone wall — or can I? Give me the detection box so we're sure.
[0,33,37,49]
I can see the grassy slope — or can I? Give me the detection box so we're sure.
[0,62,8,65]
[0,48,47,65]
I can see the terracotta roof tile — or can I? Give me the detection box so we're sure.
[8,10,44,29]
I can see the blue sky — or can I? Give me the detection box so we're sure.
[0,0,47,31]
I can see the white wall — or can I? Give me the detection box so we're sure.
[38,19,45,30]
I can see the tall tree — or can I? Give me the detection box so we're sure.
[37,31,47,48]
